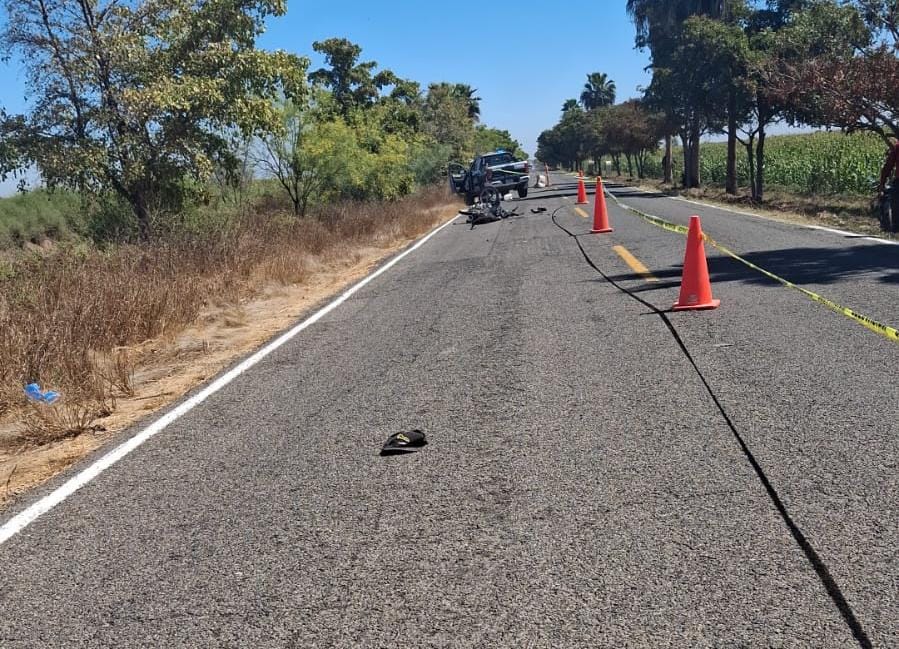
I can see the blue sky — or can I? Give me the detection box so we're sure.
[0,1,651,195]
[261,0,652,155]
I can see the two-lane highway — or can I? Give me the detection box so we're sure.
[1,176,897,647]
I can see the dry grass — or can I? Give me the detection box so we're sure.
[0,186,455,445]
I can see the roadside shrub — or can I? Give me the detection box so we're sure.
[0,184,456,439]
[0,190,81,247]
[410,143,454,186]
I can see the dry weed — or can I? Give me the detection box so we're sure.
[0,186,457,445]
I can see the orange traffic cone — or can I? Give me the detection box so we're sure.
[674,216,720,311]
[591,177,613,233]
[576,171,588,204]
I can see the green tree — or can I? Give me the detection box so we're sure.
[536,129,563,168]
[308,38,396,118]
[0,0,306,239]
[473,126,527,159]
[728,1,817,201]
[561,99,580,114]
[628,0,738,48]
[580,73,617,110]
[256,99,325,217]
[643,16,744,187]
[595,101,663,178]
[375,78,424,135]
[537,107,594,171]
[257,93,422,213]
[423,83,476,161]
[628,0,744,185]
[454,84,482,122]
[770,2,886,139]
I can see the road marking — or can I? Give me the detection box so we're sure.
[602,189,899,344]
[612,245,659,282]
[574,206,589,219]
[805,223,899,245]
[0,211,463,546]
[664,193,899,246]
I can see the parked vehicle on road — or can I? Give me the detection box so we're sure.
[449,150,530,205]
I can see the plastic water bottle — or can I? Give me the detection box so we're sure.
[23,383,61,404]
[24,383,44,402]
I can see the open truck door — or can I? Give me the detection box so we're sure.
[448,163,467,194]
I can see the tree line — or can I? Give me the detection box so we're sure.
[0,0,525,240]
[539,0,899,202]
[537,76,665,180]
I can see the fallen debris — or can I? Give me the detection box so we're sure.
[460,192,520,228]
[23,384,61,405]
[380,429,428,456]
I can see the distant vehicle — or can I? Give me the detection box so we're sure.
[448,150,531,205]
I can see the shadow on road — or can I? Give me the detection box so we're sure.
[605,243,899,289]
[608,190,672,199]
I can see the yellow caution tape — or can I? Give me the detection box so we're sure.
[603,190,899,344]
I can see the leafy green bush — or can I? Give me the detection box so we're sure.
[0,190,81,247]
[410,143,453,186]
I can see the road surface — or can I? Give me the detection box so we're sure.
[1,174,897,647]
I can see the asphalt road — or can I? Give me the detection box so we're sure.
[1,175,897,647]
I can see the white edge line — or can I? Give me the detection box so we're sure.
[667,194,899,246]
[0,211,463,545]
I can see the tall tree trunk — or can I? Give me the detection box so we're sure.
[689,128,701,188]
[626,154,633,177]
[756,125,766,202]
[744,135,757,200]
[681,131,700,188]
[726,93,738,195]
[664,135,673,184]
[130,192,152,241]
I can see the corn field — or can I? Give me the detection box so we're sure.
[662,131,887,196]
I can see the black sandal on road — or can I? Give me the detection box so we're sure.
[380,429,428,456]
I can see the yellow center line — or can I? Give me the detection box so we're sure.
[612,245,659,283]
[574,206,589,219]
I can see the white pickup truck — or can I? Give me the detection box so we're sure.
[449,150,531,205]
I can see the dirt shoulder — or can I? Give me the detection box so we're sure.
[0,202,460,510]
[610,177,892,239]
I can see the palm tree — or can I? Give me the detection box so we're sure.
[627,0,733,49]
[453,84,482,122]
[580,73,616,110]
[561,98,580,114]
